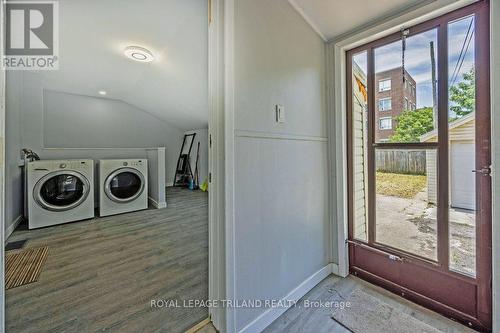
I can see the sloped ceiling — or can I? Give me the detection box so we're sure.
[35,0,208,130]
[289,0,429,41]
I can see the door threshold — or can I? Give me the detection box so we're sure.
[185,318,213,333]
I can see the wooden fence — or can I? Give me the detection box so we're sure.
[376,150,426,175]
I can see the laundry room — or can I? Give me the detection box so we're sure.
[3,1,210,332]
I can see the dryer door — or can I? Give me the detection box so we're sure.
[104,167,145,203]
[34,171,91,211]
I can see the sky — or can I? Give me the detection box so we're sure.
[353,15,475,110]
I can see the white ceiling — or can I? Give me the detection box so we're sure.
[289,0,428,41]
[36,0,208,130]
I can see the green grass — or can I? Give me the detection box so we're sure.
[376,172,427,199]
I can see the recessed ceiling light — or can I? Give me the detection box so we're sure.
[124,46,154,63]
[98,90,107,96]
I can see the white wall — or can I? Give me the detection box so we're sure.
[4,72,23,239]
[19,73,184,187]
[231,0,328,331]
[184,128,209,185]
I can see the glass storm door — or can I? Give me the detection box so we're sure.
[346,2,491,331]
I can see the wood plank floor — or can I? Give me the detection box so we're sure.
[263,274,475,333]
[6,187,208,333]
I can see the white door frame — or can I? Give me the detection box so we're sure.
[489,1,500,332]
[207,0,230,331]
[207,0,235,331]
[328,0,498,330]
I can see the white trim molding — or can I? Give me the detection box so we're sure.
[235,130,327,142]
[490,0,500,331]
[224,0,237,331]
[238,264,337,333]
[208,0,228,331]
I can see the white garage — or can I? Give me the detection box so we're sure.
[420,113,476,211]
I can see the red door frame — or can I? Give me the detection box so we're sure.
[346,1,491,331]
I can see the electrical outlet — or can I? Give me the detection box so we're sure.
[275,104,285,123]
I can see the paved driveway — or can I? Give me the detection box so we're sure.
[375,191,475,276]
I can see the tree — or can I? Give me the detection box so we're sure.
[449,68,475,117]
[389,107,434,143]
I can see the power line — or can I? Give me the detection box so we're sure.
[451,27,474,87]
[450,18,474,86]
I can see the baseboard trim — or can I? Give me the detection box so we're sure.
[238,263,335,333]
[6,215,23,243]
[148,197,167,209]
[330,262,340,276]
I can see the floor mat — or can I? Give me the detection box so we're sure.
[5,247,49,289]
[332,288,442,333]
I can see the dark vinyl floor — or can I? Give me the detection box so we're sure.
[6,187,208,333]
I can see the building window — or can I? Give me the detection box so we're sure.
[379,117,392,130]
[378,79,391,92]
[378,98,392,111]
[411,103,416,111]
[404,97,409,110]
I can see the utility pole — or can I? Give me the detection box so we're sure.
[430,41,437,128]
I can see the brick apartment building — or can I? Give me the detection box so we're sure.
[375,68,417,142]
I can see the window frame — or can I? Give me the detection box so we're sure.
[378,97,392,111]
[378,116,392,130]
[378,78,391,92]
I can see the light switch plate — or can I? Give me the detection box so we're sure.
[276,104,285,123]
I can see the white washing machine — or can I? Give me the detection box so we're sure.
[98,159,148,217]
[27,160,95,229]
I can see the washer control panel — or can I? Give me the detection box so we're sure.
[57,160,90,170]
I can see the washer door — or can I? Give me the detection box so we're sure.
[34,171,90,212]
[104,167,145,203]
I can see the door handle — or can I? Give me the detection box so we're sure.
[472,166,491,176]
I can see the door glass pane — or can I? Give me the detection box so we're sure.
[374,28,438,143]
[448,15,476,276]
[40,174,84,206]
[110,172,142,199]
[375,148,437,260]
[351,51,368,241]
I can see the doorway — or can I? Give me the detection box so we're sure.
[346,1,491,331]
[1,0,217,332]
